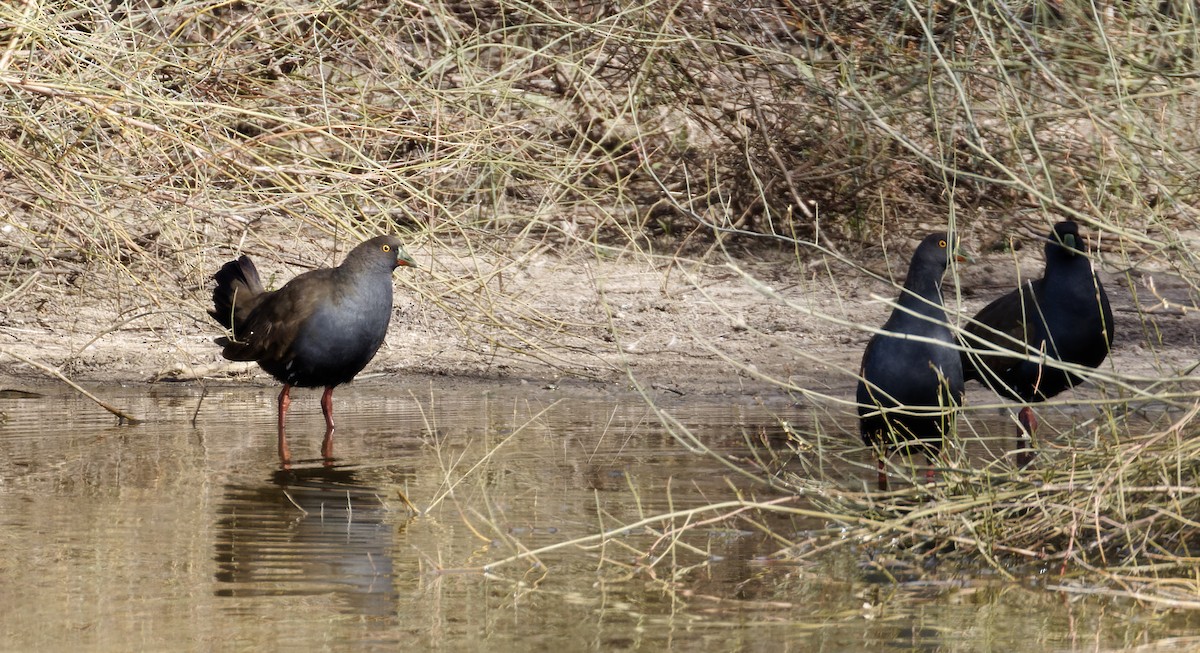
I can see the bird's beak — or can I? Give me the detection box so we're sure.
[395,250,417,269]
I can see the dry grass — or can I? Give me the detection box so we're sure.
[3,0,1200,608]
[3,0,1199,330]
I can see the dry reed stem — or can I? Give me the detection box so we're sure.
[2,349,142,423]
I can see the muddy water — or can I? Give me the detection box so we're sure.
[0,383,1196,651]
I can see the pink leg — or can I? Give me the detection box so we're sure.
[320,386,336,460]
[277,384,292,465]
[320,386,336,431]
[1016,406,1038,468]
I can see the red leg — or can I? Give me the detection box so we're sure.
[1018,406,1039,436]
[1016,406,1037,468]
[320,385,336,460]
[321,386,336,431]
[925,466,936,485]
[876,458,889,491]
[321,429,335,462]
[277,384,292,465]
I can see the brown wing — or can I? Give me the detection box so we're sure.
[217,269,337,364]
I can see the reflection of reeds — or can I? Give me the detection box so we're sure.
[799,405,1200,608]
[492,394,1200,608]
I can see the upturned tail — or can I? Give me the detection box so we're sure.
[208,255,264,336]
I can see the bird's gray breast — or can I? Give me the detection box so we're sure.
[289,275,394,381]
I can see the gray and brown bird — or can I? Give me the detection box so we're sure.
[209,235,415,463]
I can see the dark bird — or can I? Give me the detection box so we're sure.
[961,221,1113,465]
[857,233,966,490]
[209,235,415,463]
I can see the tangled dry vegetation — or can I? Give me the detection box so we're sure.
[2,0,1200,605]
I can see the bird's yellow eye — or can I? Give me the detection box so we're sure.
[939,239,947,248]
[382,245,391,253]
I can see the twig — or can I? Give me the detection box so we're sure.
[2,350,143,424]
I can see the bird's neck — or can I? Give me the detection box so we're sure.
[331,263,392,298]
[1043,255,1096,295]
[900,266,945,315]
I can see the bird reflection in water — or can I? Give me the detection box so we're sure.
[214,464,406,616]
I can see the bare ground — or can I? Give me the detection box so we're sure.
[0,233,1196,414]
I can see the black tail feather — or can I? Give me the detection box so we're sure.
[208,256,263,332]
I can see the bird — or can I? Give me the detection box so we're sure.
[209,235,416,464]
[857,233,966,491]
[960,221,1113,465]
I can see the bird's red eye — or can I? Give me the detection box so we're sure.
[382,245,391,253]
[939,239,947,248]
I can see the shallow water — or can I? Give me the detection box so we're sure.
[0,382,1196,651]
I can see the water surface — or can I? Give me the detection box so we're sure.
[0,382,1195,651]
